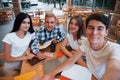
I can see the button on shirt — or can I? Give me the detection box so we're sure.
[31,26,66,54]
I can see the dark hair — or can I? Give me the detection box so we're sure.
[10,12,34,33]
[68,16,84,39]
[86,14,110,30]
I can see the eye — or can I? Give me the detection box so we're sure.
[27,22,30,24]
[98,26,104,30]
[75,23,78,26]
[70,22,73,25]
[87,26,94,30]
[51,22,54,24]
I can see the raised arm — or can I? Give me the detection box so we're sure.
[41,49,83,80]
[101,58,120,80]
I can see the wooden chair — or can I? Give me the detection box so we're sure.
[115,20,120,39]
[62,5,72,17]
[105,37,117,43]
[56,14,68,29]
[0,53,3,59]
[31,16,41,31]
[35,8,42,16]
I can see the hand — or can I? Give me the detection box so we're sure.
[32,75,39,80]
[52,38,57,43]
[71,49,84,56]
[24,48,31,56]
[36,52,46,60]
[41,74,55,80]
[23,53,35,60]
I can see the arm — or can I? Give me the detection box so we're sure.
[61,38,73,57]
[42,49,83,80]
[56,28,66,42]
[30,39,46,59]
[3,42,34,62]
[101,58,120,80]
[31,38,40,54]
[61,38,87,67]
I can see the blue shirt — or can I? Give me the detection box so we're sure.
[31,26,66,54]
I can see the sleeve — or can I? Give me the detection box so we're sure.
[30,31,40,54]
[2,34,11,44]
[56,28,66,42]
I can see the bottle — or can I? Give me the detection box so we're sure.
[50,42,56,52]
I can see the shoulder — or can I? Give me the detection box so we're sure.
[2,32,16,44]
[105,41,120,60]
[105,41,120,49]
[37,26,45,32]
[4,32,16,39]
[67,33,71,37]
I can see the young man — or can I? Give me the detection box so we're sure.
[31,13,66,59]
[41,14,120,80]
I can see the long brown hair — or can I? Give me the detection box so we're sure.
[68,16,84,39]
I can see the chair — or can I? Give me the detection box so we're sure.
[35,8,42,16]
[56,14,68,30]
[0,53,3,59]
[62,6,72,17]
[105,37,117,43]
[115,20,120,39]
[31,16,41,31]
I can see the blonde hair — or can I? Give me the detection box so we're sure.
[45,12,56,20]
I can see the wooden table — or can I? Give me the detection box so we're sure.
[20,42,62,79]
[20,41,97,80]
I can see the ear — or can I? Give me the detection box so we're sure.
[105,29,109,36]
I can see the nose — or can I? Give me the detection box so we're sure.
[47,22,51,26]
[93,29,97,35]
[70,24,75,28]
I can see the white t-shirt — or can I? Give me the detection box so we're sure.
[80,38,120,79]
[67,33,85,50]
[2,32,33,70]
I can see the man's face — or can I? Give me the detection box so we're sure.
[86,20,108,45]
[45,17,56,32]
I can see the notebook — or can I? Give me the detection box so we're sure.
[61,64,92,80]
[27,57,44,66]
[43,59,62,74]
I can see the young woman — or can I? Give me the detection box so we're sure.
[2,12,35,76]
[61,16,86,66]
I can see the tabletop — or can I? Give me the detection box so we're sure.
[20,42,62,79]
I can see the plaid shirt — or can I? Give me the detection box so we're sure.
[31,26,66,54]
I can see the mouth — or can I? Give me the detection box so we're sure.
[47,27,53,31]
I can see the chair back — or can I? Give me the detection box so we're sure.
[115,20,120,39]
